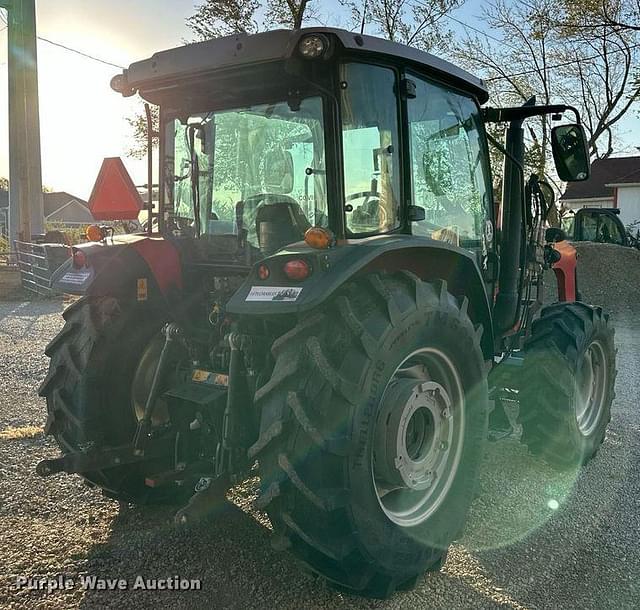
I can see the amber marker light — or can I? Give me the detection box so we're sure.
[86,224,104,242]
[304,226,334,249]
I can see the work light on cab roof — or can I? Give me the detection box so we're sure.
[297,33,329,59]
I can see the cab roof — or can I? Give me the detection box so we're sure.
[122,27,489,104]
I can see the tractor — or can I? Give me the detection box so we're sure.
[37,28,616,598]
[562,207,634,247]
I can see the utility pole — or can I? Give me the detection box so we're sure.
[1,0,44,249]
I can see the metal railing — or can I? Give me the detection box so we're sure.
[14,241,70,295]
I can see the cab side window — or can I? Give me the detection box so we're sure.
[340,63,401,234]
[597,214,624,245]
[407,76,490,250]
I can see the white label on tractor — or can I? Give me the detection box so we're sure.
[246,286,303,302]
[61,270,91,285]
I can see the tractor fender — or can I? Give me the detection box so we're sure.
[226,236,494,359]
[50,234,182,303]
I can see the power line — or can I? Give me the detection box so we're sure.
[37,36,125,69]
[0,7,124,69]
[443,13,524,55]
[484,41,640,82]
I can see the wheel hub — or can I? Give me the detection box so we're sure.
[375,380,452,491]
[576,339,608,436]
[372,347,465,527]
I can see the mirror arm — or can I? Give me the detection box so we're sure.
[483,104,581,125]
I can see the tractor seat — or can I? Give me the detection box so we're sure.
[255,200,311,255]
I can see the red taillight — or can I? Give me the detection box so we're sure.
[72,249,87,268]
[257,264,270,280]
[283,259,311,281]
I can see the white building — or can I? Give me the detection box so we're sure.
[560,156,640,228]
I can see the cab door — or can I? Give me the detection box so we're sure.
[404,73,496,286]
[578,210,627,245]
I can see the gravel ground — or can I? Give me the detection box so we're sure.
[1,266,639,608]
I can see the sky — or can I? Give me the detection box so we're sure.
[0,0,638,199]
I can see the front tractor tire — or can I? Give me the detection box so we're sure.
[38,296,184,504]
[518,302,616,469]
[251,273,489,598]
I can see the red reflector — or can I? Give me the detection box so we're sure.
[257,264,270,280]
[72,250,87,268]
[283,259,311,281]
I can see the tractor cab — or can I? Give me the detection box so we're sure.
[114,29,494,264]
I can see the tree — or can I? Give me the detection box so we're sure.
[453,0,639,171]
[560,0,640,33]
[186,0,260,39]
[266,0,316,29]
[125,105,159,160]
[341,0,464,51]
[453,0,558,183]
[128,0,318,154]
[557,20,639,158]
[556,1,640,148]
[186,0,315,41]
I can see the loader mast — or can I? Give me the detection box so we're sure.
[484,101,588,338]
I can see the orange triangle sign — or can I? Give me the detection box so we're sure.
[88,157,143,221]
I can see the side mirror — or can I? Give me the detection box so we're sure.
[264,149,294,194]
[545,227,566,243]
[551,124,590,182]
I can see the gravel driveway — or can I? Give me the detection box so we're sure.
[0,297,638,609]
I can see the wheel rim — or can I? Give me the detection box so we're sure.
[575,340,608,436]
[372,348,465,527]
[130,334,170,425]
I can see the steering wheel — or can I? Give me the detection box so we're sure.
[345,191,388,227]
[346,191,379,204]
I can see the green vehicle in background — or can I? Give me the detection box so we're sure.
[563,207,638,247]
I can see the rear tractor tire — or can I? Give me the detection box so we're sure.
[251,273,489,598]
[518,302,616,469]
[39,296,189,504]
